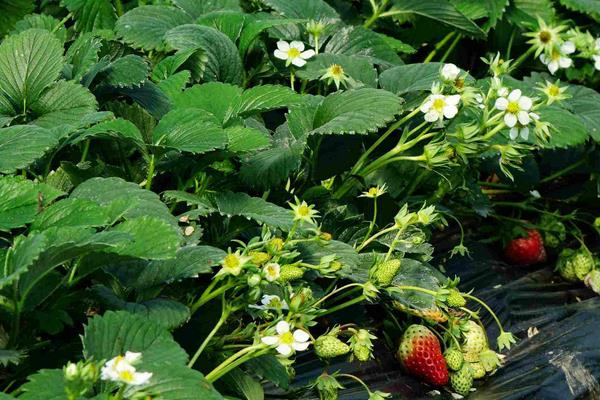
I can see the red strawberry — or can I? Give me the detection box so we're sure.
[504,229,546,266]
[396,324,449,386]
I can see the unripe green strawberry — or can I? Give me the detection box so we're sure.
[463,351,479,363]
[470,362,486,379]
[462,321,486,355]
[249,251,270,265]
[572,251,594,280]
[450,364,473,395]
[315,373,343,400]
[372,259,401,286]
[444,348,463,371]
[556,249,579,282]
[349,329,376,362]
[314,336,350,359]
[446,289,466,307]
[584,270,600,295]
[279,265,304,282]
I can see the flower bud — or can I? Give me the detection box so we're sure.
[247,274,262,287]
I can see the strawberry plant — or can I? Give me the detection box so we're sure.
[1,0,600,399]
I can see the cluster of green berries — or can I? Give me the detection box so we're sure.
[557,248,595,282]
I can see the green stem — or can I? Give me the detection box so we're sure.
[385,228,404,260]
[440,33,462,63]
[113,384,126,400]
[363,0,389,28]
[462,293,505,334]
[190,282,233,315]
[114,0,124,16]
[424,32,456,63]
[290,71,295,91]
[312,283,364,308]
[188,300,230,368]
[356,225,398,252]
[52,12,72,33]
[482,122,506,140]
[540,158,587,183]
[361,199,378,245]
[508,45,536,72]
[145,154,155,190]
[204,345,268,382]
[317,295,366,317]
[391,285,439,297]
[80,140,90,163]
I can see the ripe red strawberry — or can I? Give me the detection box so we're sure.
[396,324,449,386]
[504,229,546,266]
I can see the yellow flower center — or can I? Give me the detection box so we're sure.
[280,332,294,345]
[507,101,520,113]
[539,30,552,43]
[368,187,378,196]
[287,48,301,58]
[118,370,134,383]
[432,98,445,111]
[268,298,282,308]
[328,64,344,76]
[298,204,310,217]
[548,84,560,97]
[223,254,240,269]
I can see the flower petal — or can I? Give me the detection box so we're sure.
[495,97,508,111]
[124,352,142,364]
[131,372,153,385]
[277,41,290,51]
[558,57,572,69]
[291,57,307,67]
[548,61,558,75]
[276,320,290,334]
[508,89,521,102]
[290,41,305,51]
[561,41,575,54]
[420,100,432,113]
[520,127,530,140]
[446,94,461,106]
[300,49,315,59]
[293,329,310,342]
[518,96,532,111]
[276,344,292,356]
[504,112,517,127]
[293,341,310,351]
[261,336,279,346]
[509,127,519,140]
[518,110,530,125]
[424,110,439,122]
[273,49,288,60]
[443,105,458,119]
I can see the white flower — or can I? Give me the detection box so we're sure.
[101,352,152,386]
[420,94,461,123]
[540,41,575,74]
[218,250,251,277]
[274,41,315,67]
[495,89,533,127]
[261,321,310,356]
[263,262,281,282]
[594,55,600,71]
[250,294,289,310]
[440,63,460,81]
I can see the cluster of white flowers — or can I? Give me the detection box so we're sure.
[101,352,152,386]
[261,321,310,356]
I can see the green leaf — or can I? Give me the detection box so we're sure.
[115,5,192,51]
[131,245,226,289]
[0,29,64,117]
[379,62,444,95]
[173,0,241,18]
[31,198,109,231]
[0,349,23,367]
[66,32,103,81]
[93,286,190,329]
[558,0,600,21]
[221,369,264,400]
[311,88,403,135]
[239,142,304,189]
[62,0,117,32]
[245,355,289,389]
[117,81,172,119]
[261,0,339,19]
[70,177,177,225]
[0,176,64,231]
[0,0,34,36]
[164,24,243,85]
[126,364,223,400]
[226,125,271,153]
[11,14,67,42]
[238,17,301,57]
[389,258,442,311]
[0,233,46,290]
[158,70,191,100]
[324,25,402,66]
[197,11,248,43]
[82,310,189,365]
[389,0,486,37]
[73,118,147,150]
[97,55,149,88]
[539,106,589,149]
[111,216,180,260]
[0,125,59,173]
[297,240,360,277]
[563,85,600,142]
[228,85,303,120]
[29,80,98,128]
[19,369,67,400]
[153,108,227,154]
[296,53,378,88]
[505,0,555,27]
[172,82,242,123]
[152,49,197,81]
